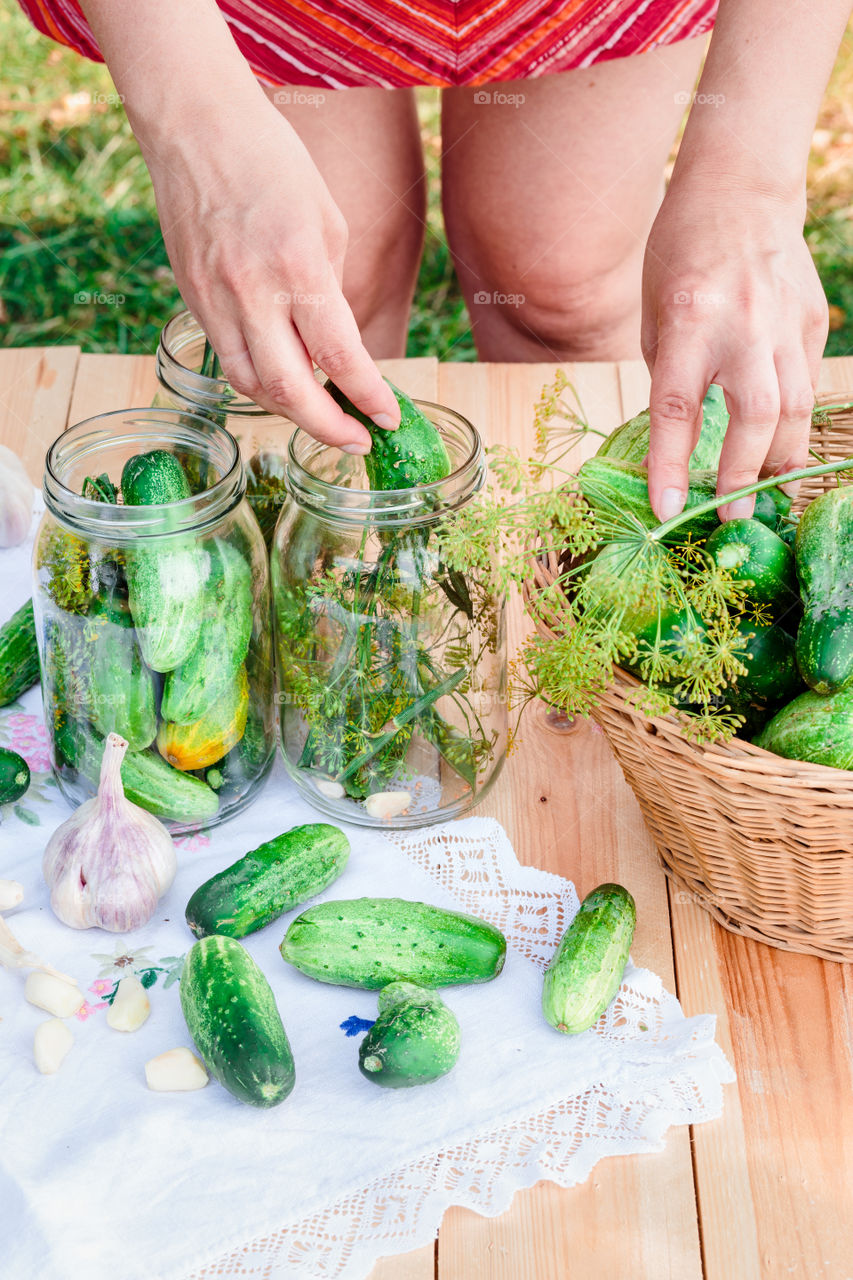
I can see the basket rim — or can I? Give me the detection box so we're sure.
[522,390,853,787]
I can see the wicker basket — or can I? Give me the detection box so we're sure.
[528,396,853,962]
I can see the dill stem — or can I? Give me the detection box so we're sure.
[651,456,853,543]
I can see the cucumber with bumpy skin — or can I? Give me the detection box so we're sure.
[185,823,350,939]
[0,599,40,708]
[542,884,636,1034]
[358,981,461,1089]
[180,935,295,1108]
[794,485,853,695]
[0,747,30,805]
[281,897,507,989]
[754,685,853,770]
[705,518,797,611]
[326,379,452,490]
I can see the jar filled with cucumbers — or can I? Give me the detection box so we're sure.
[154,310,292,549]
[34,408,276,832]
[272,386,507,827]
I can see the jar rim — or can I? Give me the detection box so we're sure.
[285,401,485,527]
[43,407,245,541]
[157,311,271,417]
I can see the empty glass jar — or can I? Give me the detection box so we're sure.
[271,404,507,828]
[34,408,275,832]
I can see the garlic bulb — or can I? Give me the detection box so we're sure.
[0,444,34,547]
[43,734,177,932]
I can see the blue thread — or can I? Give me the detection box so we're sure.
[340,1015,375,1037]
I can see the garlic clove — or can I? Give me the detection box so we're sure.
[43,733,177,933]
[106,974,150,1032]
[34,1018,74,1074]
[145,1048,209,1092]
[25,971,85,1018]
[364,790,411,821]
[315,778,346,800]
[0,879,24,911]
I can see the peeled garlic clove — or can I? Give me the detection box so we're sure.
[34,1018,74,1075]
[0,879,24,910]
[106,974,150,1032]
[364,791,411,820]
[315,778,346,800]
[145,1048,209,1092]
[25,971,84,1018]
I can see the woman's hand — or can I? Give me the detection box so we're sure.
[146,96,399,450]
[641,174,828,522]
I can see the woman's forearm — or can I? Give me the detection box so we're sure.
[76,0,267,156]
[673,0,851,198]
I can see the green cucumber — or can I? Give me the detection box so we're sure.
[64,720,219,822]
[121,449,192,505]
[88,594,157,751]
[326,379,452,490]
[542,883,636,1034]
[358,981,461,1089]
[160,539,253,724]
[730,618,802,707]
[577,458,722,543]
[596,383,729,471]
[753,486,793,531]
[794,485,853,694]
[754,686,853,770]
[704,518,797,610]
[180,935,296,1108]
[281,897,507,989]
[0,599,40,708]
[0,747,30,805]
[121,450,204,673]
[185,823,350,939]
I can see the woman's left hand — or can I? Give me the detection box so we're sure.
[641,174,829,522]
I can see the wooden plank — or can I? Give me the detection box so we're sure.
[672,352,853,1280]
[0,346,80,483]
[370,1245,436,1280]
[435,362,703,1280]
[616,359,651,420]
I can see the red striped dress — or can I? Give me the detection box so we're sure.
[17,0,718,88]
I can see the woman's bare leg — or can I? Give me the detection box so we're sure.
[262,83,426,357]
[441,39,707,361]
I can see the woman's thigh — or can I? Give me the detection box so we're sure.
[441,38,707,361]
[262,82,426,357]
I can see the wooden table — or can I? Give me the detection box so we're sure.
[2,347,852,1280]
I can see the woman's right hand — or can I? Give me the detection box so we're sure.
[144,95,400,451]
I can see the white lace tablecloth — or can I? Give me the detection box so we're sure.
[0,515,734,1280]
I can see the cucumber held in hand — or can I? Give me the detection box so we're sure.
[795,485,853,695]
[281,897,507,989]
[359,981,461,1089]
[0,747,30,805]
[542,884,636,1035]
[596,383,729,472]
[577,458,722,543]
[186,823,350,939]
[326,379,452,490]
[180,934,296,1108]
[121,450,205,672]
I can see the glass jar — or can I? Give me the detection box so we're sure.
[272,405,507,828]
[155,310,293,548]
[34,408,276,833]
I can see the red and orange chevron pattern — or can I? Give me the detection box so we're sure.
[17,0,717,89]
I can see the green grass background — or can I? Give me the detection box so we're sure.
[1,0,851,363]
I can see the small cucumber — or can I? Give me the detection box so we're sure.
[705,518,797,611]
[180,935,296,1108]
[121,449,192,505]
[0,747,30,805]
[0,599,40,708]
[795,485,853,695]
[281,897,507,989]
[326,379,452,490]
[577,458,721,544]
[730,617,802,707]
[359,981,461,1089]
[542,884,636,1034]
[185,823,350,939]
[754,685,853,770]
[596,383,730,471]
[88,594,157,752]
[157,663,249,770]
